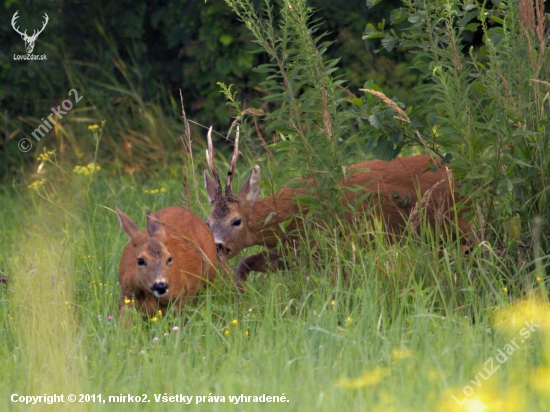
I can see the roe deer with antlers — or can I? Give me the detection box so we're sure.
[203,128,470,291]
[117,206,217,316]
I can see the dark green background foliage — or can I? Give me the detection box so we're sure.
[1,0,549,257]
[0,0,406,180]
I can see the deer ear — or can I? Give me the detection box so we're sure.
[237,165,261,204]
[204,170,219,204]
[146,211,167,243]
[116,206,146,247]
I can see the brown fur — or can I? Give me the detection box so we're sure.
[205,155,470,290]
[117,206,217,316]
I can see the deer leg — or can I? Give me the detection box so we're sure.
[235,250,284,292]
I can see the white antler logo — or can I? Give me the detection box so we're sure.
[11,10,49,54]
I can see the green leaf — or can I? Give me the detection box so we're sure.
[351,98,362,107]
[294,194,321,207]
[390,8,408,25]
[503,216,521,240]
[362,32,386,40]
[464,23,480,32]
[366,0,383,8]
[263,212,276,227]
[459,10,479,27]
[254,64,275,73]
[218,34,234,46]
[441,153,453,165]
[368,114,382,129]
[363,80,376,90]
[363,24,385,40]
[381,36,397,52]
[510,158,533,167]
[372,140,396,161]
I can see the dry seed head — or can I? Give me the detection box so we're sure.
[360,89,410,123]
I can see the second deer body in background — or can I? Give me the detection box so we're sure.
[203,128,470,291]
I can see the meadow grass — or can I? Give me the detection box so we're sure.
[0,160,549,412]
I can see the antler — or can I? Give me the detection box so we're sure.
[206,126,222,198]
[29,13,49,41]
[11,11,27,37]
[225,126,240,197]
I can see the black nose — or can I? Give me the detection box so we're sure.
[151,282,168,296]
[216,243,230,255]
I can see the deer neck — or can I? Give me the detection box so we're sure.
[247,195,289,249]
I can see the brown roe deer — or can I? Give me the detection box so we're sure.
[203,128,470,291]
[116,206,217,316]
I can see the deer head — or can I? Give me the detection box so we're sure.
[116,207,173,298]
[204,127,261,261]
[11,11,49,54]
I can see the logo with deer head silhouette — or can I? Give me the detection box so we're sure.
[11,10,49,54]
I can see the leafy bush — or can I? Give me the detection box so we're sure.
[364,0,550,254]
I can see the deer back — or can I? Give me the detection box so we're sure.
[343,155,467,232]
[247,155,468,247]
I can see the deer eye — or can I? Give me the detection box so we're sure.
[166,256,173,265]
[232,219,242,227]
[137,258,146,266]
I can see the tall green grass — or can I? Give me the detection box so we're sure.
[0,156,548,411]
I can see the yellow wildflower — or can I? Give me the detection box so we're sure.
[536,277,541,282]
[503,287,508,293]
[27,179,46,190]
[231,319,238,326]
[245,331,249,336]
[493,297,550,334]
[151,317,157,323]
[439,386,524,412]
[144,188,166,195]
[335,367,389,389]
[531,367,550,395]
[37,149,55,162]
[158,310,163,317]
[88,124,100,131]
[390,348,411,360]
[427,369,440,381]
[224,330,229,336]
[124,298,131,305]
[73,163,101,176]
